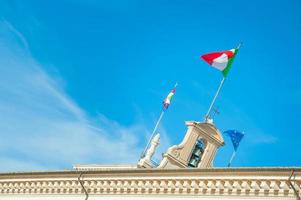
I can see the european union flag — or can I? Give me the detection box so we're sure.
[224,130,244,151]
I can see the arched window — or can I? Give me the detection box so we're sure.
[188,138,206,168]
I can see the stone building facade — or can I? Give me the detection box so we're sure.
[0,121,300,199]
[0,167,300,199]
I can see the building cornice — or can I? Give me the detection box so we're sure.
[0,168,300,198]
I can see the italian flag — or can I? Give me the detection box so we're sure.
[163,86,176,110]
[201,47,239,77]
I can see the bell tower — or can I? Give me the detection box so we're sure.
[158,121,224,169]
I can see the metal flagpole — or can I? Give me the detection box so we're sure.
[227,150,237,167]
[141,110,165,158]
[140,82,177,159]
[204,43,242,121]
[205,77,226,120]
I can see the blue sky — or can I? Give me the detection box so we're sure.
[0,0,300,171]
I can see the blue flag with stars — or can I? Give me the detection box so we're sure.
[224,130,244,151]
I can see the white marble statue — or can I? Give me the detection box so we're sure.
[138,133,160,168]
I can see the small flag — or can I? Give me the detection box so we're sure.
[224,130,244,151]
[201,47,239,77]
[163,86,176,110]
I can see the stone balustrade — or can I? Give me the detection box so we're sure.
[0,168,300,198]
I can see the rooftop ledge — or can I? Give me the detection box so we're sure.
[1,167,301,177]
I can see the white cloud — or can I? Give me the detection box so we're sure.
[0,20,170,172]
[246,130,277,145]
[2,20,29,50]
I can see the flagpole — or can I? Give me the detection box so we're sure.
[204,43,242,121]
[140,82,177,159]
[141,110,165,158]
[205,77,226,120]
[227,150,237,167]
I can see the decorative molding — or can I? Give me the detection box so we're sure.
[158,122,225,169]
[0,168,300,198]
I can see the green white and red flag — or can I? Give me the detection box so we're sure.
[163,86,176,110]
[201,47,239,77]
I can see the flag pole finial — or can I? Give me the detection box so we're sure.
[204,77,226,121]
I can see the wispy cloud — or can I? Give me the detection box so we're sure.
[0,20,170,172]
[246,130,278,145]
[1,20,29,50]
